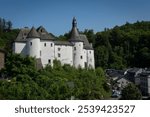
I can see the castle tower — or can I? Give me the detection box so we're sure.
[26,27,41,58]
[69,17,85,68]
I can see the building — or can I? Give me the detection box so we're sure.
[125,68,143,83]
[139,72,150,96]
[0,49,5,70]
[13,18,95,69]
[116,77,130,90]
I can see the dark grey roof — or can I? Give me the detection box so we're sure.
[80,34,93,50]
[54,41,73,46]
[69,18,93,49]
[127,68,142,73]
[69,17,83,42]
[37,26,55,40]
[15,28,30,41]
[27,27,40,38]
[15,26,56,42]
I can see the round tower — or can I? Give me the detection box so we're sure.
[69,17,85,68]
[26,27,41,58]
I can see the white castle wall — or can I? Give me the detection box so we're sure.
[54,45,73,66]
[13,38,95,69]
[13,42,27,56]
[73,42,85,68]
[87,50,95,69]
[27,38,41,58]
[40,40,55,67]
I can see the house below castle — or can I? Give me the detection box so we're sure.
[13,18,95,69]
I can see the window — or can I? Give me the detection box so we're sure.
[58,48,61,51]
[58,53,61,57]
[74,47,76,50]
[30,42,32,46]
[80,56,83,59]
[89,51,91,54]
[51,43,53,47]
[40,51,42,56]
[48,59,51,63]
[44,43,46,47]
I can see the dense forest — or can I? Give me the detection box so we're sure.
[0,18,150,99]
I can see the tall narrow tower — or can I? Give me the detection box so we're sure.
[26,27,41,58]
[69,17,85,68]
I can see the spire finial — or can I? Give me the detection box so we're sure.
[72,17,77,28]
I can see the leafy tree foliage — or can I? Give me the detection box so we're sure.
[94,21,150,69]
[121,83,142,100]
[0,53,110,100]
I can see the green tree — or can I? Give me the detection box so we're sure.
[121,84,142,100]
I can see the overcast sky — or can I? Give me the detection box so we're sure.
[0,0,150,35]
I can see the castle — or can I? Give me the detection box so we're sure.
[13,18,95,69]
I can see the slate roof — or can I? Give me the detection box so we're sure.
[15,27,30,42]
[69,17,93,49]
[69,17,83,42]
[15,26,55,42]
[54,41,73,46]
[37,26,55,40]
[80,34,93,50]
[27,27,40,38]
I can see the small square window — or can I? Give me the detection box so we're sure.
[48,59,51,63]
[51,43,53,47]
[58,48,61,51]
[89,51,91,54]
[44,43,46,47]
[40,51,42,56]
[80,56,83,59]
[58,53,61,57]
[74,47,76,50]
[30,42,32,46]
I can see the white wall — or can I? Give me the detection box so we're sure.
[54,45,73,66]
[87,49,95,69]
[73,42,85,68]
[13,42,27,56]
[40,40,55,67]
[27,38,41,58]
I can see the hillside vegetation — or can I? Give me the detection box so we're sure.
[0,53,110,99]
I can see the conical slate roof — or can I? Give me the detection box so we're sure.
[27,27,40,38]
[69,17,83,42]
